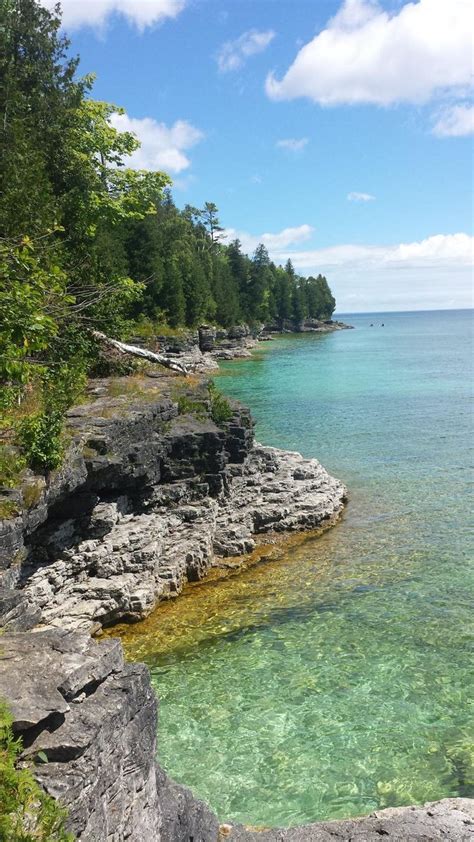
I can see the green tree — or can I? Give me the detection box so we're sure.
[200,202,225,248]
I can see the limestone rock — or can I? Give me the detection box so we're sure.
[0,631,471,841]
[229,798,474,840]
[0,388,345,634]
[0,630,161,841]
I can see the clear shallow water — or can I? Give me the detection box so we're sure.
[118,310,474,826]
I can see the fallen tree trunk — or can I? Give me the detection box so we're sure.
[91,330,189,375]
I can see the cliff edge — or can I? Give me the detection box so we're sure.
[1,376,471,840]
[0,377,345,634]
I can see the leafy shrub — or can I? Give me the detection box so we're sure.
[0,235,68,402]
[208,382,233,425]
[0,701,73,841]
[17,409,64,472]
[14,364,86,474]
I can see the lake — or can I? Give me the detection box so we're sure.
[120,309,473,826]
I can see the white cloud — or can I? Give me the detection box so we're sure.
[109,113,203,173]
[223,224,314,255]
[276,233,473,269]
[217,29,275,73]
[276,232,474,312]
[432,104,474,137]
[276,138,309,152]
[40,0,185,30]
[348,191,376,202]
[266,0,472,106]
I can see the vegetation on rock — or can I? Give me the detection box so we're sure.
[0,701,73,841]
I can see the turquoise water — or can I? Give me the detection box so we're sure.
[120,309,474,826]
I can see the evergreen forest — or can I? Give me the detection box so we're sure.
[0,0,336,476]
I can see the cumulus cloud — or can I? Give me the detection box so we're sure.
[40,0,185,30]
[217,29,275,72]
[432,104,474,137]
[276,138,309,152]
[275,232,474,312]
[109,113,203,173]
[266,0,472,106]
[276,233,473,269]
[347,191,375,202]
[223,224,314,255]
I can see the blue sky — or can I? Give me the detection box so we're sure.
[45,0,473,312]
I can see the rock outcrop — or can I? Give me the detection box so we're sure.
[0,379,346,634]
[144,320,353,370]
[262,319,353,335]
[0,631,472,841]
[0,629,219,842]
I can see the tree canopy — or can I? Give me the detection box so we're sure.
[0,0,336,474]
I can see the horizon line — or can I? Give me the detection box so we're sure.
[335,306,473,315]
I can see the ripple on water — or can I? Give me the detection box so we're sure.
[114,310,474,826]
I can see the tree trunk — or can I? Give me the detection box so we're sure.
[91,331,188,375]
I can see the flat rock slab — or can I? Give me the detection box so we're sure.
[228,798,474,841]
[0,629,123,729]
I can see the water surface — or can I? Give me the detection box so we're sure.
[119,309,473,826]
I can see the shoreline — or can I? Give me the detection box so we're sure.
[148,318,354,371]
[0,372,347,634]
[1,332,472,840]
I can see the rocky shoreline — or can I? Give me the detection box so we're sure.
[0,376,346,634]
[1,353,472,840]
[0,629,472,841]
[140,318,353,371]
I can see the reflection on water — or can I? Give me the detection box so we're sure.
[114,310,473,826]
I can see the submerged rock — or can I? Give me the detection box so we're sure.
[2,373,469,840]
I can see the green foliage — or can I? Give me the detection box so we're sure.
[15,364,86,472]
[0,0,337,483]
[17,409,64,472]
[176,395,207,419]
[0,0,171,473]
[0,700,73,841]
[208,382,233,425]
[0,234,69,393]
[0,448,27,489]
[121,200,336,330]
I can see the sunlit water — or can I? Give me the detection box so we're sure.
[116,310,474,826]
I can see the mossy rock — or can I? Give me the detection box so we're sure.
[21,477,46,510]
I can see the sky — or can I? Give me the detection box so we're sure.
[43,0,473,312]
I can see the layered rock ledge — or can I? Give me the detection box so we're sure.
[0,378,346,633]
[0,630,472,841]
